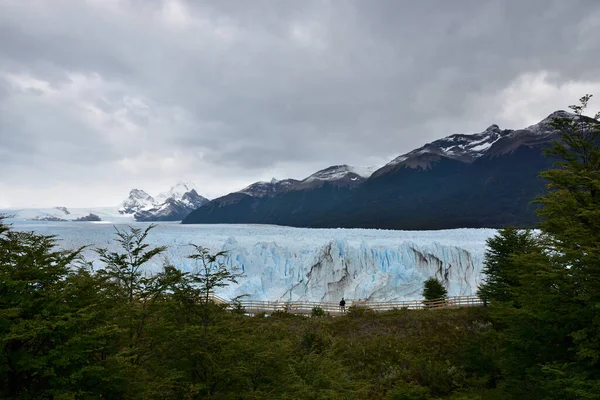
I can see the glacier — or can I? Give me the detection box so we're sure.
[6,220,496,302]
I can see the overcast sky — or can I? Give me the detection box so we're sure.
[1,0,600,208]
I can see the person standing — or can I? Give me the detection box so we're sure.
[339,297,346,313]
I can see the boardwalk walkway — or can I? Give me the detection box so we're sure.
[211,295,484,317]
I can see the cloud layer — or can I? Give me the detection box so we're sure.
[1,0,600,207]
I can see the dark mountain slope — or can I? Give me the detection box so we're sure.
[183,112,573,229]
[183,146,551,230]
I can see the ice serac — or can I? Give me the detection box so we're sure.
[215,235,489,302]
[6,222,495,302]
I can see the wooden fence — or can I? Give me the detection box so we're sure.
[209,295,484,316]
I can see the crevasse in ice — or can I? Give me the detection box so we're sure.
[9,221,496,302]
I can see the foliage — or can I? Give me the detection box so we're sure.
[3,104,600,400]
[388,382,430,400]
[477,227,538,304]
[346,304,373,317]
[187,244,243,305]
[422,277,448,301]
[528,95,600,398]
[0,218,501,399]
[311,306,327,317]
[0,220,121,399]
[95,224,167,304]
[230,294,249,315]
[477,95,600,399]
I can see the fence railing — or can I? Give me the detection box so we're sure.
[209,295,484,316]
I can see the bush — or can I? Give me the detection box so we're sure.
[347,305,374,317]
[311,306,327,318]
[230,294,249,315]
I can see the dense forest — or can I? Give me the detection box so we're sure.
[1,96,599,399]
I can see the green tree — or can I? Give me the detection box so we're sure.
[422,277,447,301]
[188,245,243,305]
[96,224,167,305]
[95,225,167,352]
[533,95,600,397]
[133,245,245,398]
[477,227,538,304]
[0,220,122,399]
[484,95,600,399]
[538,94,600,302]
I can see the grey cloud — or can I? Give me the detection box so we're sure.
[1,0,600,206]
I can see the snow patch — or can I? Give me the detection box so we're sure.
[303,164,377,183]
[155,181,198,204]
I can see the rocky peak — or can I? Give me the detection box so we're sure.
[119,189,155,215]
[181,189,209,209]
[302,165,375,183]
[382,125,509,172]
[523,110,577,135]
[485,124,501,133]
[239,178,301,198]
[119,182,209,220]
[155,181,197,204]
[129,188,153,199]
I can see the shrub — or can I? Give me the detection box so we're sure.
[347,305,373,317]
[311,306,327,318]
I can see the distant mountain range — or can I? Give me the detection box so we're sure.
[2,182,210,223]
[4,110,592,228]
[118,182,209,221]
[182,110,584,229]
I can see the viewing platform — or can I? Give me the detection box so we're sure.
[210,295,484,316]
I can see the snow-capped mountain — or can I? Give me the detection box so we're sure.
[238,165,378,198]
[119,189,155,215]
[302,164,376,183]
[116,182,209,221]
[484,110,575,157]
[131,183,209,222]
[525,110,576,135]
[373,110,578,177]
[184,109,591,229]
[239,178,300,198]
[2,182,209,223]
[385,124,506,169]
[181,189,209,209]
[154,181,197,204]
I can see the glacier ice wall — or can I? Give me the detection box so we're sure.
[218,237,485,301]
[8,221,496,302]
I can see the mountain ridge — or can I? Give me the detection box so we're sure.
[119,182,209,221]
[183,110,583,229]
